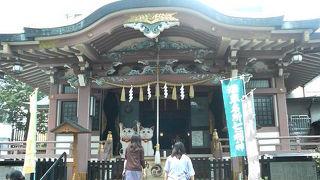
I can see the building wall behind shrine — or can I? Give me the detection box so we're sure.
[310,103,320,123]
[286,98,320,124]
[248,77,287,150]
[287,101,310,115]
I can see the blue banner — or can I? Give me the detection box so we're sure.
[221,78,246,157]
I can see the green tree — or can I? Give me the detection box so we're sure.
[37,109,48,133]
[0,75,47,134]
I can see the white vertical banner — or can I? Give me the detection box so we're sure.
[23,88,38,174]
[242,91,261,180]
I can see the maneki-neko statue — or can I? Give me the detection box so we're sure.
[139,125,154,156]
[136,121,154,156]
[119,123,135,157]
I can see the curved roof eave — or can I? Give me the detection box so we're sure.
[23,0,284,37]
[282,19,320,31]
[0,0,319,43]
[0,0,285,42]
[0,33,27,42]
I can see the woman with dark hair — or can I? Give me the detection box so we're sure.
[164,142,195,180]
[122,133,146,179]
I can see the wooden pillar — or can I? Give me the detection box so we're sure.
[229,52,242,180]
[73,134,78,179]
[275,77,290,150]
[77,85,91,179]
[47,84,58,155]
[230,57,242,180]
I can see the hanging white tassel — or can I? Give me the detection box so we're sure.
[180,83,185,100]
[164,82,168,98]
[129,85,133,102]
[147,83,152,100]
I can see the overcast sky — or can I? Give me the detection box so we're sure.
[1,0,320,33]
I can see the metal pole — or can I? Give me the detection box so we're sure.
[154,38,161,164]
[156,46,159,146]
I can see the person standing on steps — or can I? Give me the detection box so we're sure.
[122,133,146,179]
[164,142,195,180]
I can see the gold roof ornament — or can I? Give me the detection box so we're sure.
[126,13,179,24]
[124,13,180,39]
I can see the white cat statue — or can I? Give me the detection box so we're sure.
[119,123,135,157]
[139,126,154,156]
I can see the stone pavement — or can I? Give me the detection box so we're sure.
[141,176,163,180]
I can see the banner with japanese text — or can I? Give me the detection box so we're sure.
[221,78,246,157]
[23,89,38,174]
[242,91,261,179]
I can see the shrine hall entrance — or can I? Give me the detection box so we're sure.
[140,99,191,153]
[115,88,222,154]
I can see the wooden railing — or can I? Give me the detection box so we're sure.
[192,157,232,180]
[0,141,73,159]
[12,129,47,142]
[0,135,319,160]
[87,159,124,180]
[89,136,320,158]
[87,158,233,180]
[0,157,68,180]
[289,115,311,136]
[40,152,67,180]
[219,135,320,156]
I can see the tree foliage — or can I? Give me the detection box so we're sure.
[0,75,47,133]
[37,109,48,133]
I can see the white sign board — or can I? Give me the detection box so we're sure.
[192,131,203,147]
